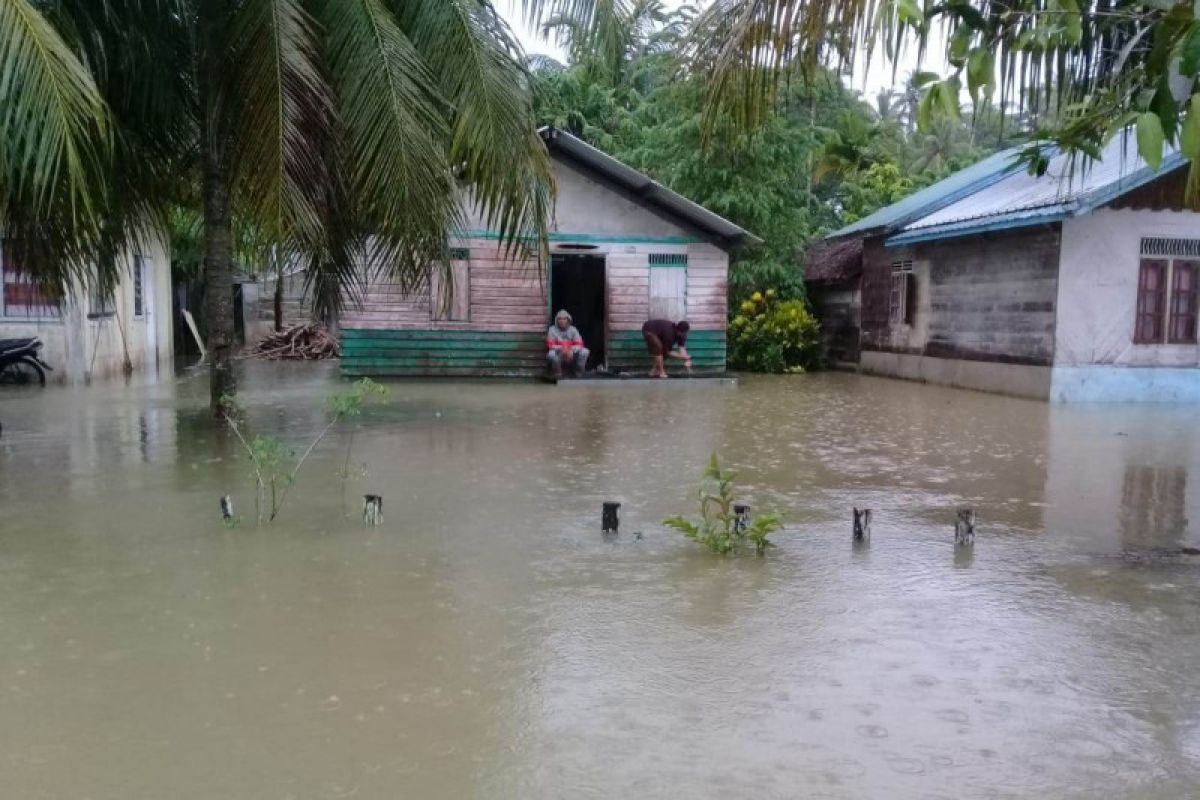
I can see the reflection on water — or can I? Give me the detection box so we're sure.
[3,365,1200,798]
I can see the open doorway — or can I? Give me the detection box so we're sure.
[550,254,606,369]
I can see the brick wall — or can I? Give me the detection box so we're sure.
[862,225,1061,366]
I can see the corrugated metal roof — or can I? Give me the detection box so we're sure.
[539,126,762,248]
[889,131,1187,245]
[827,146,1028,238]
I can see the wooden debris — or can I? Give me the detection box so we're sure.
[363,494,383,525]
[955,509,976,546]
[602,501,620,533]
[249,324,340,361]
[853,507,871,542]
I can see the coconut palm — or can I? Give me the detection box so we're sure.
[529,0,1200,189]
[2,0,553,411]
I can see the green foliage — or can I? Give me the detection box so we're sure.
[4,0,554,410]
[220,378,389,524]
[663,453,783,555]
[532,34,1014,323]
[329,376,387,417]
[729,290,821,373]
[668,0,1200,206]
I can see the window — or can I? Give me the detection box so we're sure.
[431,248,470,321]
[133,255,146,317]
[1170,260,1198,343]
[1,240,61,318]
[889,260,915,326]
[649,253,687,319]
[1135,238,1200,344]
[1135,259,1166,343]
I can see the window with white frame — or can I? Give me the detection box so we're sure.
[889,260,915,326]
[1135,238,1200,344]
[1,239,61,319]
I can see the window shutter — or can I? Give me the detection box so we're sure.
[1169,260,1199,343]
[1134,259,1167,344]
[649,254,687,320]
[904,272,918,325]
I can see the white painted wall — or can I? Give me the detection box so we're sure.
[1056,208,1200,367]
[0,229,173,384]
[460,157,703,242]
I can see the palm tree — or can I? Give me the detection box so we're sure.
[532,0,1198,187]
[540,0,673,85]
[2,0,553,412]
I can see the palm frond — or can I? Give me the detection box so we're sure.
[226,0,334,249]
[322,0,459,298]
[0,0,110,218]
[405,0,554,259]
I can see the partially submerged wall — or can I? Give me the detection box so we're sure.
[1051,208,1200,402]
[0,234,173,384]
[857,226,1059,398]
[341,156,729,378]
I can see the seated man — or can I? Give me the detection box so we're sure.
[546,309,590,378]
[641,318,692,378]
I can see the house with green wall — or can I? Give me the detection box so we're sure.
[339,127,758,378]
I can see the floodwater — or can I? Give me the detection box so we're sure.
[3,365,1200,799]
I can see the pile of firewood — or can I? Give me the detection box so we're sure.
[249,323,340,360]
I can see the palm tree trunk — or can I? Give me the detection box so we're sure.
[274,269,284,331]
[203,140,236,413]
[199,8,236,415]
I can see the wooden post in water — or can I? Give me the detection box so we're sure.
[602,501,620,533]
[853,507,872,542]
[363,494,383,525]
[733,503,750,534]
[955,509,975,546]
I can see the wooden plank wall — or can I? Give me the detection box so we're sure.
[341,239,729,376]
[340,237,547,332]
[607,252,650,331]
[685,244,728,331]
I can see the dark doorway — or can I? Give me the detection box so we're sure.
[550,254,606,368]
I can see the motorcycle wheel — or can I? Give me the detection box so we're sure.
[0,357,46,386]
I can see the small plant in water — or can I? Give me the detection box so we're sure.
[221,378,388,523]
[663,453,783,555]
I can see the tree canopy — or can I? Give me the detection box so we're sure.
[530,1,1016,303]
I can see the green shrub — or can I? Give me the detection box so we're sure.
[663,453,783,555]
[729,289,821,373]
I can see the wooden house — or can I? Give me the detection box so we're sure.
[339,128,758,378]
[807,131,1200,402]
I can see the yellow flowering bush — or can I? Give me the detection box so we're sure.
[729,290,820,373]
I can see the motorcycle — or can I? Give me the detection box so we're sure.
[0,337,53,386]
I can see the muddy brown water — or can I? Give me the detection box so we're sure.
[3,364,1200,798]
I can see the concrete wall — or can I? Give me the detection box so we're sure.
[0,232,173,384]
[922,227,1060,364]
[1051,209,1200,402]
[860,350,1052,399]
[1056,209,1200,368]
[808,281,860,364]
[862,227,1060,365]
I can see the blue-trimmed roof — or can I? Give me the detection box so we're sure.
[887,131,1188,246]
[827,146,1028,238]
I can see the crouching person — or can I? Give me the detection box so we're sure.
[546,309,590,378]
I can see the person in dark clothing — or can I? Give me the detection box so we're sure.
[641,319,692,378]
